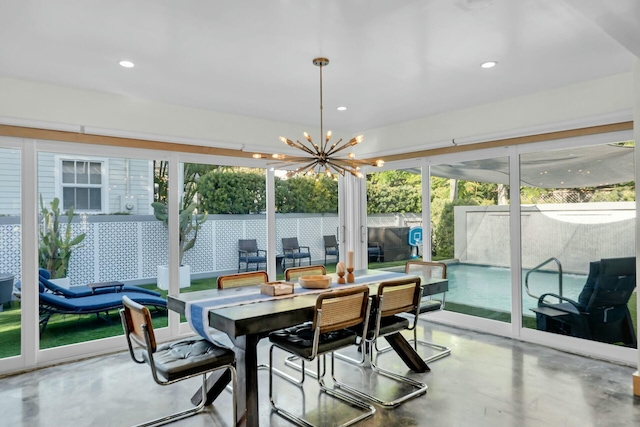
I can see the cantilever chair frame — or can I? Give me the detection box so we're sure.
[334,277,428,408]
[217,270,268,289]
[120,296,237,427]
[284,265,327,281]
[269,286,376,427]
[399,261,451,363]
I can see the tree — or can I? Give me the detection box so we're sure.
[38,196,86,279]
[366,171,422,214]
[276,175,338,213]
[199,169,267,214]
[152,162,211,265]
[197,169,338,214]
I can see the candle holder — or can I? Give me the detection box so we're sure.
[337,270,346,284]
[346,267,355,283]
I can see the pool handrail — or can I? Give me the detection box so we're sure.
[524,257,563,300]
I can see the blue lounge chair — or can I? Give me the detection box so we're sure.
[39,269,161,298]
[39,282,166,335]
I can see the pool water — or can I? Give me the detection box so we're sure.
[446,263,588,314]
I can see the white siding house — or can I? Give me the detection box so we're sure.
[0,149,153,215]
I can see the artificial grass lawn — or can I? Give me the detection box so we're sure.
[0,261,393,358]
[1,261,636,359]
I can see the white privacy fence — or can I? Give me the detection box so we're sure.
[0,213,418,286]
[2,203,632,285]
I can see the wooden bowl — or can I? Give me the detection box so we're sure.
[298,275,332,289]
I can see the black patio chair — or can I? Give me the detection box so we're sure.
[323,235,339,264]
[367,241,382,262]
[282,237,311,268]
[533,257,636,347]
[238,239,267,272]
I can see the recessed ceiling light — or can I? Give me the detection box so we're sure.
[337,106,347,111]
[481,61,497,69]
[119,60,135,68]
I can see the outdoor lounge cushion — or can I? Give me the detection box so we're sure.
[39,269,161,298]
[39,290,166,313]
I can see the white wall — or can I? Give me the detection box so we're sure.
[360,72,634,156]
[0,72,634,157]
[0,76,347,150]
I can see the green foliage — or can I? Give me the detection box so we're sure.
[590,186,635,202]
[199,169,267,214]
[366,171,422,214]
[276,175,338,213]
[197,169,338,214]
[430,177,451,201]
[152,162,212,265]
[38,196,86,279]
[458,181,499,205]
[520,184,635,204]
[520,186,547,204]
[151,201,207,265]
[431,197,479,259]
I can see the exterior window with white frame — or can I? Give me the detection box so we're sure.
[61,159,103,211]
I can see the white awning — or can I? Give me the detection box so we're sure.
[430,144,634,188]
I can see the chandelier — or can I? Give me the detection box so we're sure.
[274,57,383,178]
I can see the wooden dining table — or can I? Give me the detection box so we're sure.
[167,269,447,427]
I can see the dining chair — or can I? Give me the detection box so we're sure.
[335,277,428,408]
[268,286,376,426]
[284,264,326,281]
[120,295,237,427]
[403,260,452,362]
[217,270,268,289]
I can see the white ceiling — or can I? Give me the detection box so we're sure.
[1,0,639,134]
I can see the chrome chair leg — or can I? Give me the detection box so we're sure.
[269,347,375,427]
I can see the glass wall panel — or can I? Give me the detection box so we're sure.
[430,156,511,322]
[38,151,167,349]
[174,165,268,307]
[520,141,636,348]
[0,147,21,359]
[275,171,339,278]
[366,168,423,269]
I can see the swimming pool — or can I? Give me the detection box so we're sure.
[446,263,588,314]
[392,263,588,314]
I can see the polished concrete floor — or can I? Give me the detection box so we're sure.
[2,322,640,427]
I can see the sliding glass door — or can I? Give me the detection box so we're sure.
[429,154,512,323]
[37,149,168,349]
[0,146,21,360]
[520,141,636,349]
